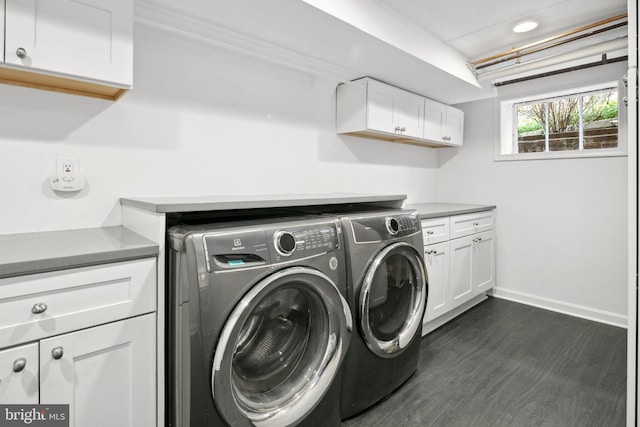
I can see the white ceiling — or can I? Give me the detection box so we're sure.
[138,0,629,104]
[377,0,627,61]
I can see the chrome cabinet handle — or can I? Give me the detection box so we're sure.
[623,74,628,87]
[623,97,628,107]
[400,127,406,132]
[442,136,452,141]
[13,358,27,373]
[394,126,401,132]
[426,249,438,255]
[473,237,483,243]
[16,47,27,59]
[31,302,48,314]
[472,222,479,226]
[426,230,434,235]
[51,347,64,360]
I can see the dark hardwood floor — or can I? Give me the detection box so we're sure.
[341,297,627,427]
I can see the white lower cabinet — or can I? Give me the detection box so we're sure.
[0,258,157,426]
[40,314,156,427]
[450,235,475,309]
[0,343,39,404]
[423,241,450,322]
[473,230,496,295]
[422,212,496,334]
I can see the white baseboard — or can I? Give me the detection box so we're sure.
[489,287,628,329]
[422,294,488,336]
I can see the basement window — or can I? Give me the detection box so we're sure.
[496,81,626,160]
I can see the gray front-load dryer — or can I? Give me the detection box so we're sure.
[167,215,352,427]
[338,209,427,419]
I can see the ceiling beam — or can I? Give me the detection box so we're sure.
[300,0,481,88]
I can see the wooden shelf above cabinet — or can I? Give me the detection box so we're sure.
[0,67,129,101]
[340,130,453,148]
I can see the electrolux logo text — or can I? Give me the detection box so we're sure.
[0,405,69,427]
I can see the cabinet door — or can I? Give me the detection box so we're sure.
[398,91,425,138]
[424,98,446,142]
[40,314,156,427]
[366,79,397,134]
[449,235,474,309]
[0,343,39,403]
[423,242,450,323]
[473,230,496,295]
[443,106,464,146]
[4,0,133,86]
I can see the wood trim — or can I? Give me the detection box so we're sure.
[340,130,457,148]
[0,67,129,101]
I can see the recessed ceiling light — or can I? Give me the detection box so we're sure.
[513,20,538,33]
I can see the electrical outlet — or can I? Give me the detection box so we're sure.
[51,157,85,192]
[57,158,79,175]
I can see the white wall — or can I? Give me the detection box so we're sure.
[0,25,439,235]
[438,61,629,325]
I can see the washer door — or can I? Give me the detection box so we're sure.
[359,242,427,358]
[212,266,351,427]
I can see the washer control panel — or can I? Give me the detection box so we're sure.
[271,223,339,261]
[202,220,340,271]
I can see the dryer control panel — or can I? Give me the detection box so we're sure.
[350,211,420,244]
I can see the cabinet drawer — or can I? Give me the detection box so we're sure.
[421,217,450,245]
[0,258,156,348]
[450,211,495,239]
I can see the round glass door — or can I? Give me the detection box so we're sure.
[359,242,427,358]
[212,267,351,427]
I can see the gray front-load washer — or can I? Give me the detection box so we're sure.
[167,215,352,427]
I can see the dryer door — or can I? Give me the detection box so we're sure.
[359,242,427,358]
[211,266,351,427]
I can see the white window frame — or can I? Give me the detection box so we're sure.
[496,81,627,161]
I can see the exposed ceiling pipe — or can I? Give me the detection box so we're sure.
[474,21,627,70]
[470,13,627,67]
[476,37,628,83]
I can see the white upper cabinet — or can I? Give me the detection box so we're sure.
[350,78,425,139]
[424,98,465,146]
[1,0,133,100]
[337,77,463,147]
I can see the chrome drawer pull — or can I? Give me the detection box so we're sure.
[13,358,27,373]
[51,347,64,360]
[31,302,48,314]
[16,47,27,59]
[426,231,434,235]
